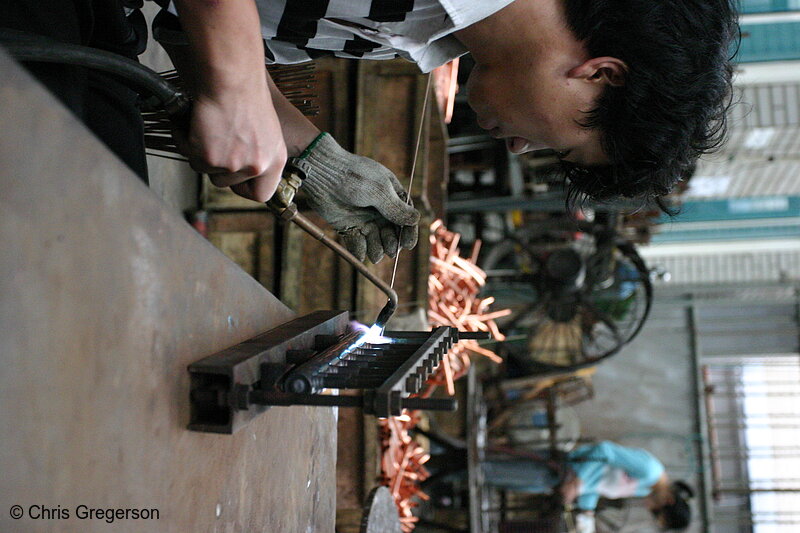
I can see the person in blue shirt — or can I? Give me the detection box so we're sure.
[485,441,694,532]
[420,432,694,532]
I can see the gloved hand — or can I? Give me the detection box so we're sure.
[299,133,421,263]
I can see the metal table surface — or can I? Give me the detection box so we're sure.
[0,49,336,532]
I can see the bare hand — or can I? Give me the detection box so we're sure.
[559,473,581,505]
[174,83,287,203]
[163,0,289,203]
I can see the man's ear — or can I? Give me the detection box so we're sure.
[568,57,627,87]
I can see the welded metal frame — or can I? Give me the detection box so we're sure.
[188,311,490,433]
[188,310,348,433]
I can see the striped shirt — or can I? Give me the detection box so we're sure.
[157,0,515,72]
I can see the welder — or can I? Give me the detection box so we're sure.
[3,0,739,265]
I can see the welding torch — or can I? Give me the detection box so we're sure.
[265,160,398,330]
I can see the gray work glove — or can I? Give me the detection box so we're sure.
[300,132,420,264]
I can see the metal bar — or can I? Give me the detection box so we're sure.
[708,390,800,398]
[708,380,800,387]
[383,331,431,338]
[709,413,800,419]
[689,305,712,533]
[712,445,800,451]
[711,423,800,429]
[702,365,723,501]
[376,327,451,396]
[546,388,559,456]
[795,285,800,361]
[401,397,457,411]
[715,452,800,459]
[716,488,800,494]
[719,479,800,485]
[250,389,456,412]
[248,390,364,407]
[714,520,800,526]
[283,331,362,393]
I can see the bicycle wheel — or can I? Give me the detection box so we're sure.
[482,219,653,371]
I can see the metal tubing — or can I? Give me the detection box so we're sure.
[286,211,398,327]
[248,391,456,412]
[249,390,364,408]
[702,366,723,501]
[1,30,190,116]
[454,331,492,340]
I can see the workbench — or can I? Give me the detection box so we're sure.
[0,49,336,532]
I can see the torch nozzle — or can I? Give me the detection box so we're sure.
[374,298,397,333]
[266,164,399,334]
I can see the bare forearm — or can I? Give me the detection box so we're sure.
[165,0,288,203]
[167,0,318,157]
[171,0,267,95]
[266,75,321,157]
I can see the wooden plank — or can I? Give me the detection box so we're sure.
[295,210,352,315]
[0,50,336,533]
[280,220,305,311]
[207,211,278,293]
[426,88,450,221]
[207,210,353,316]
[308,57,355,150]
[258,227,277,293]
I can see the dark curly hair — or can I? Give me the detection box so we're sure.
[560,0,739,210]
[658,480,695,530]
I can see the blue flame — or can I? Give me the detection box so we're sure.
[361,324,387,345]
[343,323,392,356]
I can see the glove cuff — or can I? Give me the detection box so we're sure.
[298,131,329,161]
[300,132,354,203]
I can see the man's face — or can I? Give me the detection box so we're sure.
[465,60,609,166]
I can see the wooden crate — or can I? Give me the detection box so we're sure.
[207,210,355,314]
